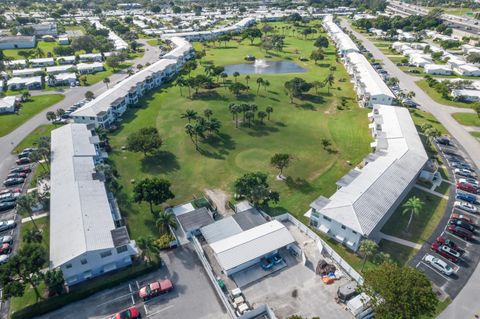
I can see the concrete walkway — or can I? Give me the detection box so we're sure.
[21,212,48,224]
[463,125,480,132]
[414,184,449,200]
[379,232,422,250]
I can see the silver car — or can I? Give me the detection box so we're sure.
[0,220,16,232]
[0,235,12,244]
[424,254,454,276]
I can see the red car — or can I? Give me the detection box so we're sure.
[457,182,478,194]
[10,165,31,174]
[0,243,11,255]
[138,278,173,301]
[431,242,460,263]
[436,236,461,251]
[451,213,473,224]
[110,307,140,319]
[447,225,473,240]
[15,158,30,165]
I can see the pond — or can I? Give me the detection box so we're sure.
[224,59,306,75]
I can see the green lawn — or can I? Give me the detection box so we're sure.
[83,63,132,86]
[378,240,418,266]
[416,79,479,109]
[108,21,372,240]
[410,109,449,135]
[10,217,50,314]
[435,181,451,195]
[29,164,49,188]
[0,95,64,137]
[13,124,56,154]
[471,131,480,139]
[4,41,60,59]
[381,188,448,244]
[452,112,480,127]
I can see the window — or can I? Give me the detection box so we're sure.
[323,216,331,222]
[100,250,112,258]
[89,117,95,120]
[116,245,128,254]
[65,263,72,269]
[80,258,88,265]
[372,97,377,101]
[341,225,346,230]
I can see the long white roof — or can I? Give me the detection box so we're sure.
[50,124,116,268]
[315,105,428,235]
[210,220,294,271]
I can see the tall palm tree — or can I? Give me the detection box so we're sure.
[175,77,186,96]
[137,236,159,263]
[35,47,45,58]
[156,211,177,234]
[23,228,43,244]
[258,111,267,123]
[263,80,270,92]
[181,109,197,123]
[231,104,241,128]
[228,103,238,120]
[16,193,40,232]
[266,106,273,120]
[325,73,335,93]
[206,118,221,136]
[245,75,251,87]
[203,108,213,120]
[245,111,254,127]
[233,71,240,82]
[47,74,56,86]
[103,77,110,89]
[256,77,264,94]
[402,196,424,232]
[185,123,195,146]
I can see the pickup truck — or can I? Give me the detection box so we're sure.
[138,278,173,301]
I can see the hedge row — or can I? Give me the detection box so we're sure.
[11,261,160,319]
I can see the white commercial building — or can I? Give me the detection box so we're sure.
[424,64,452,75]
[50,124,137,286]
[79,53,103,63]
[0,35,35,49]
[48,72,77,86]
[46,65,76,75]
[307,105,428,251]
[76,62,104,74]
[452,89,480,102]
[209,220,295,276]
[7,76,42,90]
[57,56,76,65]
[454,64,480,77]
[12,68,42,78]
[30,57,55,67]
[5,59,27,69]
[31,22,58,36]
[0,96,17,113]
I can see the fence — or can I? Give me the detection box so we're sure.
[274,213,364,285]
[191,237,237,319]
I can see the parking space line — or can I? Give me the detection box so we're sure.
[136,280,140,290]
[144,304,148,315]
[147,305,174,318]
[131,294,135,305]
[95,293,132,308]
[418,260,451,280]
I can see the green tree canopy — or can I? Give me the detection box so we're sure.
[126,127,163,156]
[133,177,175,214]
[234,172,279,206]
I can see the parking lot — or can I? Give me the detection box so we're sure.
[410,137,480,297]
[37,244,228,319]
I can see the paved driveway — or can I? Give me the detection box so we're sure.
[36,244,228,319]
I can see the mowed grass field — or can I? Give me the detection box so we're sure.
[0,95,64,137]
[108,21,372,239]
[3,41,60,59]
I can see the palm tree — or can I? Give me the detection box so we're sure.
[245,75,250,87]
[258,111,267,124]
[35,47,45,58]
[229,103,240,128]
[220,72,228,88]
[127,68,135,77]
[103,77,110,89]
[185,123,195,145]
[47,74,56,86]
[136,236,159,263]
[181,109,197,123]
[156,211,177,234]
[266,106,273,120]
[206,118,221,136]
[325,73,335,93]
[256,77,264,94]
[46,111,56,123]
[359,239,378,271]
[312,80,325,94]
[16,193,40,232]
[402,196,424,232]
[23,228,43,244]
[203,108,213,120]
[245,110,254,127]
[21,90,31,102]
[263,80,270,92]
[233,71,240,82]
[175,77,186,96]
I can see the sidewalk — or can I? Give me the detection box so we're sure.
[414,184,449,200]
[379,232,422,250]
[21,212,48,224]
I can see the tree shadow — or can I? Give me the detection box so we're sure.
[318,63,331,68]
[274,121,287,127]
[285,176,315,194]
[140,150,180,174]
[246,123,280,137]
[297,103,316,110]
[268,97,281,102]
[197,132,236,159]
[268,90,279,95]
[236,93,256,101]
[191,90,228,101]
[300,94,325,104]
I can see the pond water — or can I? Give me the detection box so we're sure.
[224,59,306,75]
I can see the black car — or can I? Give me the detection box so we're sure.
[3,178,24,187]
[0,202,15,212]
[9,165,31,174]
[436,137,451,146]
[449,219,475,232]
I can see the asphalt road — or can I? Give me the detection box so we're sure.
[36,245,228,319]
[0,40,161,181]
[340,19,480,318]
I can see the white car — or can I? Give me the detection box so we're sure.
[424,254,454,276]
[454,201,477,214]
[455,168,476,178]
[0,235,12,244]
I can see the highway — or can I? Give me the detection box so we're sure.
[340,19,480,318]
